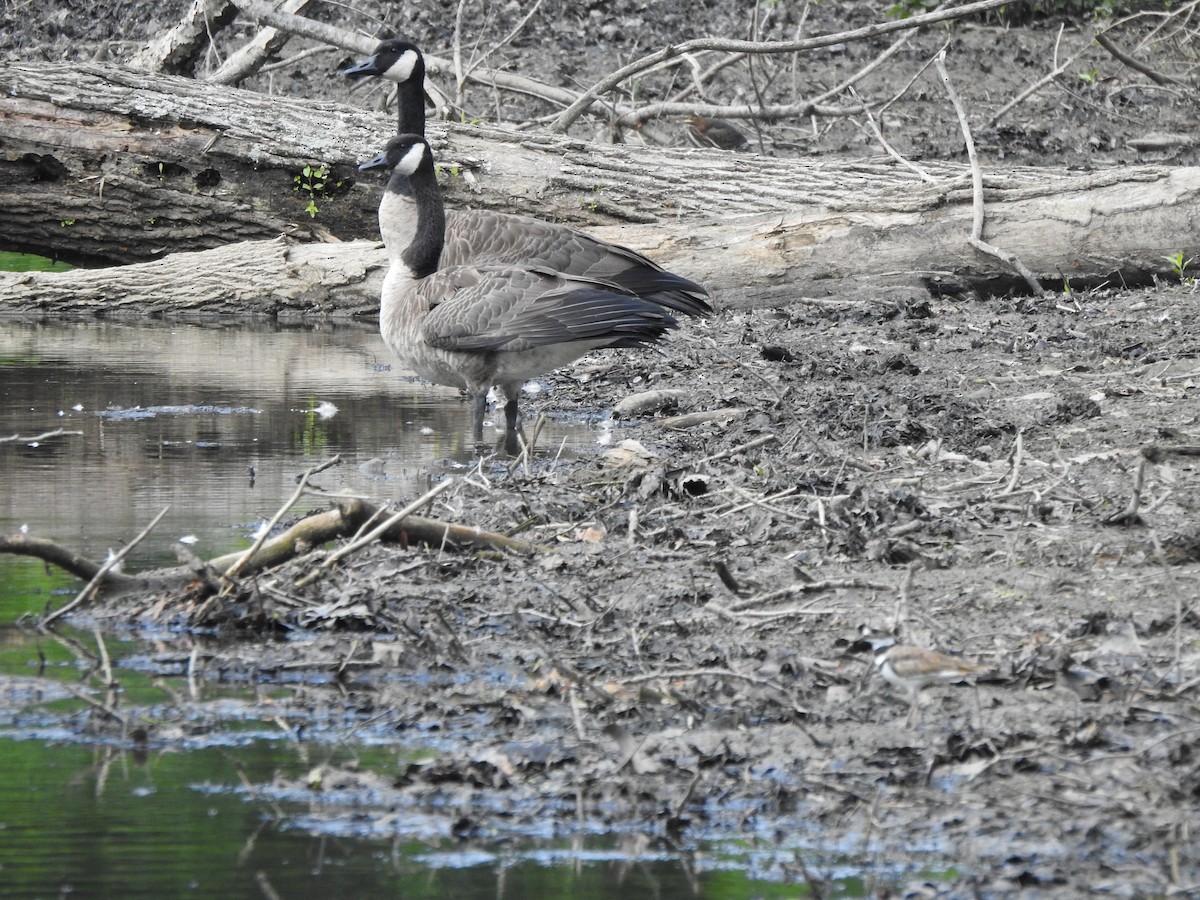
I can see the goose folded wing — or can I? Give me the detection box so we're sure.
[446,211,711,318]
[418,267,676,352]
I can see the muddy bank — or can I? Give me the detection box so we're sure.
[37,280,1191,894]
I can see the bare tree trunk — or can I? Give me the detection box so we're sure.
[127,0,239,76]
[208,0,315,86]
[1,60,1197,311]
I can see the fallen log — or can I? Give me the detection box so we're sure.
[1,60,1197,309]
[3,162,1198,316]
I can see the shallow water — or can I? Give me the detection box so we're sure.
[0,320,597,575]
[0,725,821,898]
[0,624,890,899]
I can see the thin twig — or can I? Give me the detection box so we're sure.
[934,50,1043,294]
[41,505,171,627]
[848,84,935,182]
[811,27,918,107]
[986,24,1088,128]
[551,0,1018,132]
[456,0,546,102]
[224,455,342,582]
[1147,531,1185,681]
[997,429,1025,497]
[1104,455,1149,525]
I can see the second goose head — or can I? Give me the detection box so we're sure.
[342,39,427,136]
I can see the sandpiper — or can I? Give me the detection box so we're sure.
[858,628,988,726]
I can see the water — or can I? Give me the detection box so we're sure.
[0,620,872,898]
[0,728,827,899]
[0,319,596,574]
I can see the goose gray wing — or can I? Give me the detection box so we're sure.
[442,210,711,318]
[415,266,676,353]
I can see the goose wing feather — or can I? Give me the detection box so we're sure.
[443,210,711,317]
[415,266,675,353]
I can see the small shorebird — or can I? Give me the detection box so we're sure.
[858,628,988,727]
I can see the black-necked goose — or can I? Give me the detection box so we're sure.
[343,39,712,319]
[360,134,679,454]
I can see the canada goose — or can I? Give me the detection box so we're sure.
[360,134,680,454]
[342,39,712,319]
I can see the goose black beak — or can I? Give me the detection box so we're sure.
[340,55,382,80]
[357,151,390,172]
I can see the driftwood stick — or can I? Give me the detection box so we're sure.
[694,433,778,467]
[208,0,312,85]
[128,0,237,74]
[1095,32,1189,88]
[228,0,580,112]
[379,511,544,554]
[0,428,83,444]
[207,497,543,577]
[935,50,1043,295]
[291,482,458,588]
[0,534,110,584]
[224,454,341,580]
[3,497,542,607]
[204,505,351,573]
[317,479,457,569]
[719,577,895,614]
[41,505,171,627]
[658,408,748,430]
[230,0,375,54]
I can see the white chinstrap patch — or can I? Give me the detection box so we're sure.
[384,49,419,83]
[395,141,428,176]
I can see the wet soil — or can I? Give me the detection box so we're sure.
[5,2,1200,895]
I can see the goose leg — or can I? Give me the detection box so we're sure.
[503,399,522,455]
[471,393,487,445]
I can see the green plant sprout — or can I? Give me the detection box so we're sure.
[1163,251,1196,283]
[294,164,333,218]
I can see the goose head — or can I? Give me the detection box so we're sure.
[359,134,443,277]
[358,133,431,177]
[342,38,424,85]
[342,39,428,136]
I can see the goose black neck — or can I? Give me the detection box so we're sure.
[388,151,443,277]
[396,75,427,136]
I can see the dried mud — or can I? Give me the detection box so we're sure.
[6,1,1200,895]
